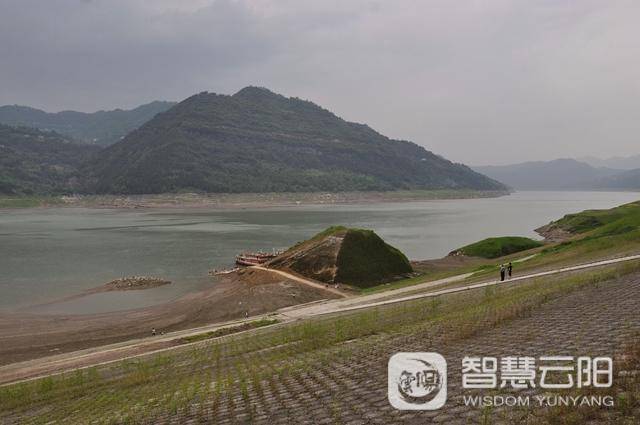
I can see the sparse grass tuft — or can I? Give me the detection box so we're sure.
[180,318,279,343]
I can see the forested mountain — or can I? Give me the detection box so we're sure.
[0,125,100,195]
[0,101,175,146]
[84,87,506,194]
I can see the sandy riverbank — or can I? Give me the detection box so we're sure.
[0,268,342,365]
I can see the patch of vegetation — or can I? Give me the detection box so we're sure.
[336,228,413,286]
[533,200,640,261]
[180,318,279,344]
[453,236,543,259]
[546,201,640,234]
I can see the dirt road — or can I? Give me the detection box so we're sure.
[250,266,349,297]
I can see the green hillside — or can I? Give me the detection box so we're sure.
[544,201,640,235]
[0,125,100,195]
[0,101,175,146]
[451,236,543,259]
[335,228,413,285]
[83,87,507,194]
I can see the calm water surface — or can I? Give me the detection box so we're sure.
[1,191,637,313]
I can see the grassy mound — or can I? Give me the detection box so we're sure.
[535,200,640,258]
[335,228,412,286]
[452,236,543,259]
[269,226,412,288]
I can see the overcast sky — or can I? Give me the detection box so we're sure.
[2,0,639,165]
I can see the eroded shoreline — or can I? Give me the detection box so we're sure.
[0,189,510,210]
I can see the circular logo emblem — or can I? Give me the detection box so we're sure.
[396,358,443,404]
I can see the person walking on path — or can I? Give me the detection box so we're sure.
[500,264,506,282]
[507,262,513,279]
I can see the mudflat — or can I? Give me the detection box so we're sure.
[0,268,341,365]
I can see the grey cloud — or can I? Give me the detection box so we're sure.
[1,0,639,164]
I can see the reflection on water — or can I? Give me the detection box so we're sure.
[0,191,637,313]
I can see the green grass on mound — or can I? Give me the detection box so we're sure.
[547,200,640,234]
[454,236,543,259]
[276,226,413,288]
[537,200,640,259]
[336,228,413,287]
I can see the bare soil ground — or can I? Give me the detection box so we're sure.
[0,269,341,366]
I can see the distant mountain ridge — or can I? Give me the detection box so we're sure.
[0,124,100,195]
[579,155,640,171]
[474,158,640,191]
[0,101,175,146]
[592,168,640,190]
[83,87,507,194]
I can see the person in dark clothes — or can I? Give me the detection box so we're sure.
[500,264,506,281]
[507,262,513,278]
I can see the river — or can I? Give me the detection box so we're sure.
[0,191,637,313]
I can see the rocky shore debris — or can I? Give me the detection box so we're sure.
[103,276,171,291]
[209,268,240,276]
[535,223,573,242]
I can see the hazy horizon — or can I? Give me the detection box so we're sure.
[2,0,640,165]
